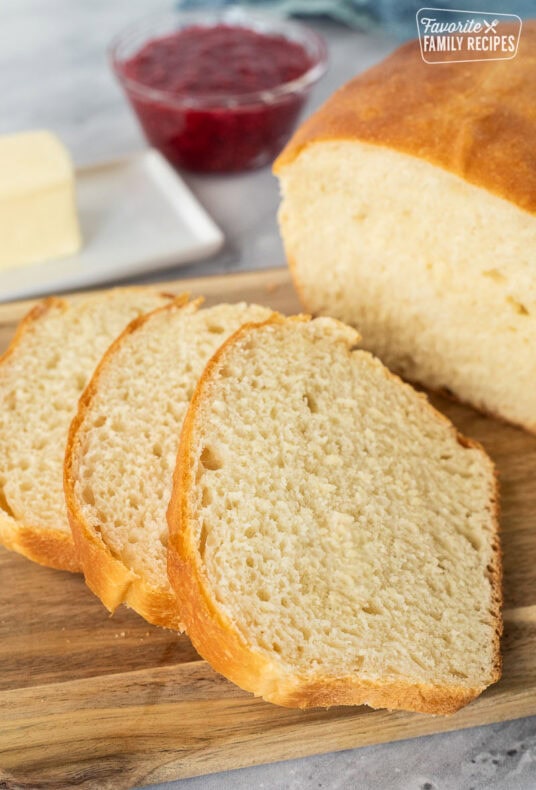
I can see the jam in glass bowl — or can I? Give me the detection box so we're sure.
[110,9,328,173]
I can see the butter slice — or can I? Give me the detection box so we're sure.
[0,130,81,270]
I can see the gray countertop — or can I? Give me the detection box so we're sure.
[2,1,535,788]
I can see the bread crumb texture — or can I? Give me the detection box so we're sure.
[0,289,171,567]
[177,317,501,710]
[71,302,272,591]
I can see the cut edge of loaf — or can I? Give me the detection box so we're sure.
[285,249,536,436]
[65,294,193,630]
[0,297,81,572]
[167,314,502,714]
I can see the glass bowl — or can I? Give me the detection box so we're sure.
[110,9,328,174]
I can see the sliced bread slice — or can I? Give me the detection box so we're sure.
[0,288,175,571]
[167,315,502,714]
[65,301,273,629]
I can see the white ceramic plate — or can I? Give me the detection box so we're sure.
[0,150,224,303]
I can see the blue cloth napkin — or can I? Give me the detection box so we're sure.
[178,0,534,40]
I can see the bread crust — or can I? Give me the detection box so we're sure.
[64,295,193,630]
[167,316,502,714]
[274,21,536,215]
[0,516,80,573]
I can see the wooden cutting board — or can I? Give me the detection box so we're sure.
[1,268,535,790]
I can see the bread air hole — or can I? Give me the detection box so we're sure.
[200,445,222,471]
[5,391,16,411]
[483,268,506,284]
[506,296,529,316]
[362,602,382,616]
[463,532,482,552]
[304,392,319,413]
[45,352,60,370]
[199,523,208,558]
[201,487,213,507]
[449,667,469,679]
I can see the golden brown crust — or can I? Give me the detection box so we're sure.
[0,515,79,573]
[64,294,193,630]
[274,21,536,214]
[167,316,502,714]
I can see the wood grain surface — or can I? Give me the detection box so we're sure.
[0,268,535,790]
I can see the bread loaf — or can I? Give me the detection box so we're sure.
[275,22,536,431]
[65,300,272,628]
[167,315,502,714]
[0,288,173,571]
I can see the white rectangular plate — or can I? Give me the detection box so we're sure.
[0,150,224,303]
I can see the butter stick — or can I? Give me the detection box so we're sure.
[0,130,81,270]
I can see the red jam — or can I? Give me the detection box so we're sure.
[119,24,316,173]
